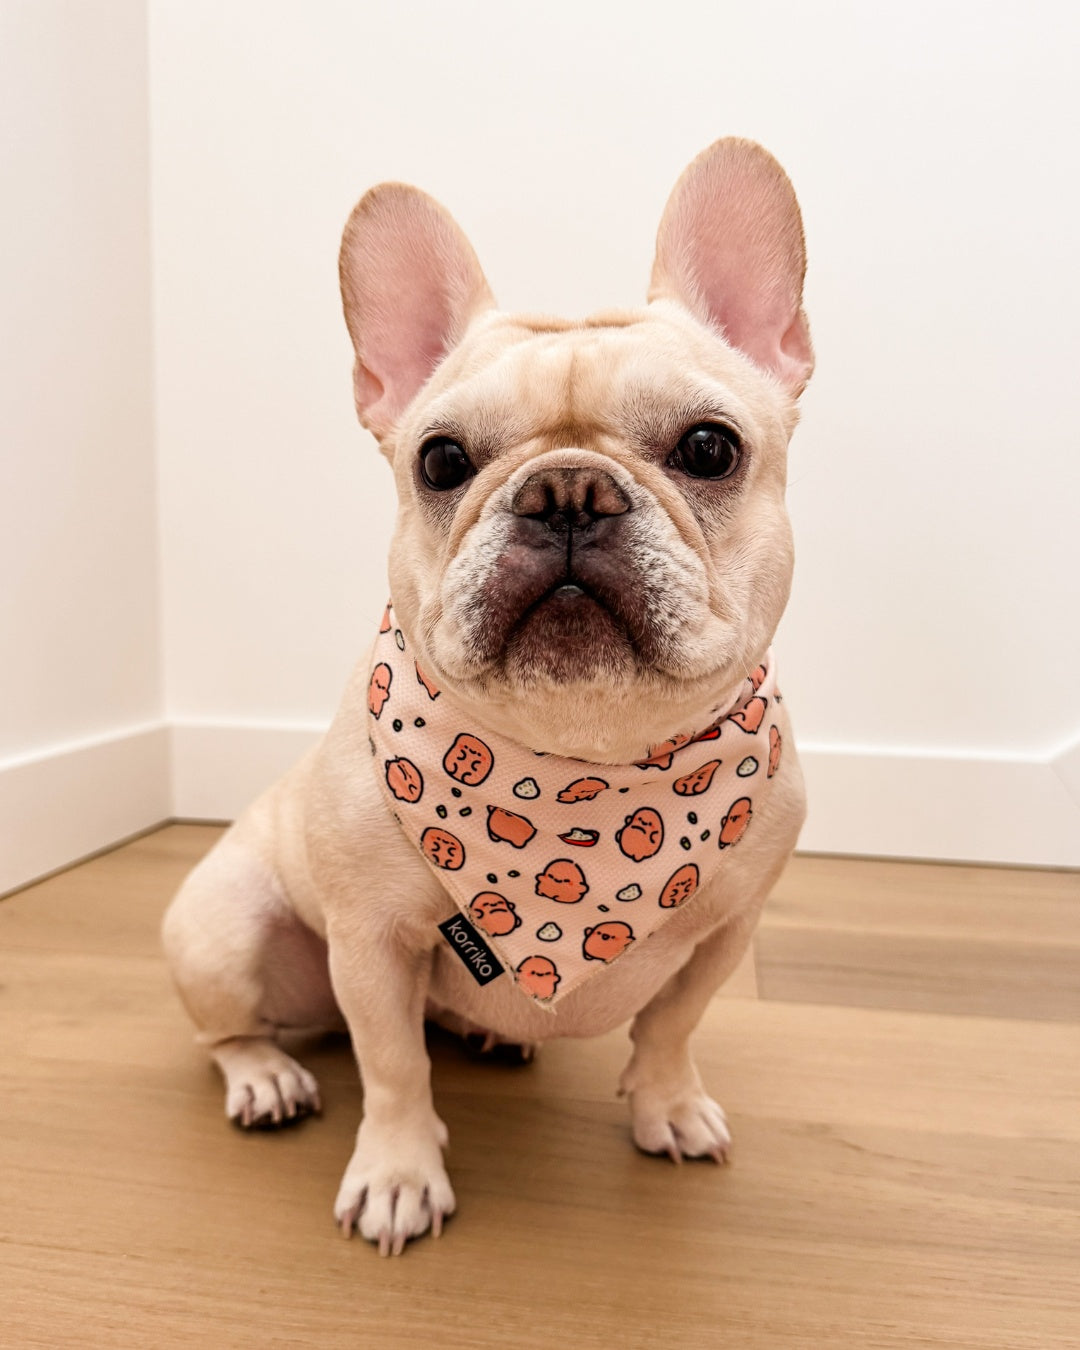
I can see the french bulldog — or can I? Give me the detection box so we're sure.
[161,137,813,1256]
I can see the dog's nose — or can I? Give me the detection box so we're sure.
[511,467,630,529]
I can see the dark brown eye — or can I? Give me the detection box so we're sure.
[670,424,741,479]
[419,437,474,490]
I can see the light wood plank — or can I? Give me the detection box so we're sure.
[769,854,1080,942]
[758,853,1080,1020]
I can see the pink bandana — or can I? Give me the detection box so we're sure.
[368,602,785,1008]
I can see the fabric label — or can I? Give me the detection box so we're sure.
[438,913,507,986]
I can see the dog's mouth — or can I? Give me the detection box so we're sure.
[518,580,614,625]
[506,580,632,680]
[472,539,662,684]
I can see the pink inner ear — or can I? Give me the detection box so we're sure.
[713,283,812,394]
[340,185,493,437]
[359,277,456,432]
[650,139,814,394]
[351,241,470,434]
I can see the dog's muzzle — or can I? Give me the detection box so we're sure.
[506,464,632,598]
[462,459,664,677]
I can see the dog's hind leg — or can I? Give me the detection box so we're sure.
[162,827,340,1128]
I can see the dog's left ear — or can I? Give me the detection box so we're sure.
[649,138,813,395]
[339,185,495,439]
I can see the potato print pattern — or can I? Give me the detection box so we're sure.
[369,602,786,1007]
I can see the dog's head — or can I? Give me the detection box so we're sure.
[340,139,812,760]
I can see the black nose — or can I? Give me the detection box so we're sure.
[511,466,630,530]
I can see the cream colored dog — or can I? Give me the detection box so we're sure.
[162,138,813,1256]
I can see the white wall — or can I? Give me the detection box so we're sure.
[148,0,1080,865]
[4,2,1077,890]
[0,0,167,892]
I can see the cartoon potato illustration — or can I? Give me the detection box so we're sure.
[718,797,753,849]
[515,954,560,1002]
[534,859,589,904]
[379,602,392,633]
[673,759,722,796]
[469,891,521,937]
[582,921,635,962]
[636,734,691,770]
[487,805,537,849]
[415,662,441,699]
[659,862,699,908]
[767,724,782,777]
[616,807,665,861]
[556,776,609,803]
[730,696,767,734]
[419,826,466,870]
[748,663,767,691]
[367,662,392,718]
[442,732,494,785]
[384,757,423,803]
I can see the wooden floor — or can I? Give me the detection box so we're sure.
[2,824,1077,1349]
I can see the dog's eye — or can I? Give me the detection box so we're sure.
[670,424,741,480]
[419,437,475,491]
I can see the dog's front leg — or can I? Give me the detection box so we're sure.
[327,922,454,1254]
[618,909,763,1164]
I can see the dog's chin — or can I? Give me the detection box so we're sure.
[501,585,638,687]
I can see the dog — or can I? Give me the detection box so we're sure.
[161,137,813,1257]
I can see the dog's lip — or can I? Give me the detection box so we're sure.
[513,577,631,637]
[533,578,599,608]
[477,573,640,678]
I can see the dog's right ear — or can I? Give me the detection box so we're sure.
[339,185,494,439]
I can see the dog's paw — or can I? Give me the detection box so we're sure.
[212,1039,322,1128]
[334,1116,456,1256]
[624,1075,732,1164]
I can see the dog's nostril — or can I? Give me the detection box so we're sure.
[511,469,630,525]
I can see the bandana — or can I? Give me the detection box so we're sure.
[368,601,785,1009]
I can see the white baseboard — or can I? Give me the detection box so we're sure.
[0,722,171,895]
[169,719,325,821]
[3,720,1076,895]
[1053,738,1080,813]
[798,743,1080,868]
